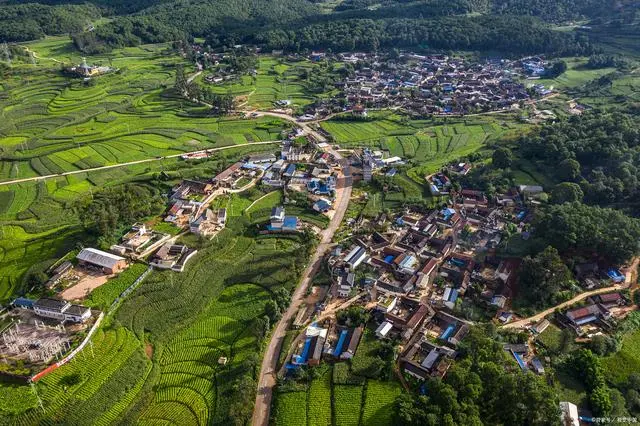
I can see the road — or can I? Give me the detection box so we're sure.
[502,284,626,329]
[252,144,352,426]
[503,257,639,329]
[0,140,280,187]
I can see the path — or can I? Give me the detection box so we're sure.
[252,146,352,426]
[0,140,279,187]
[502,284,626,329]
[22,46,62,64]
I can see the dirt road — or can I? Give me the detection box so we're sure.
[0,140,279,187]
[502,284,625,329]
[252,148,352,426]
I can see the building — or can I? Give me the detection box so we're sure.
[268,206,298,232]
[417,257,438,288]
[401,339,455,380]
[375,321,393,338]
[313,198,332,213]
[344,246,368,270]
[149,243,198,272]
[247,153,276,164]
[76,248,127,274]
[33,298,91,323]
[337,272,356,298]
[565,303,611,327]
[213,162,243,188]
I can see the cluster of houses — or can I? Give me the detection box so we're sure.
[294,161,632,381]
[304,52,546,117]
[288,322,364,368]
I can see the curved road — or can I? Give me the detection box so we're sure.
[251,124,352,426]
[0,140,280,187]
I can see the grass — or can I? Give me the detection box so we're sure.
[604,329,640,386]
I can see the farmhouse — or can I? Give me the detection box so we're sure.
[401,339,455,380]
[268,206,299,232]
[76,248,127,274]
[33,298,91,323]
[150,243,198,272]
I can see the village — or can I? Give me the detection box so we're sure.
[193,44,556,118]
[278,149,634,420]
[0,129,346,378]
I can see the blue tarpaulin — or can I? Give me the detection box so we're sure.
[334,330,348,357]
[440,324,455,340]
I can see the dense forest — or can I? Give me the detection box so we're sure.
[520,112,640,208]
[248,15,593,55]
[0,3,100,42]
[1,0,634,53]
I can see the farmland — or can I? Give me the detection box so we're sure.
[321,112,524,182]
[272,330,402,426]
[6,191,316,423]
[0,35,289,300]
[204,56,341,109]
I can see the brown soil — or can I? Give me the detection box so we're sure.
[145,342,153,359]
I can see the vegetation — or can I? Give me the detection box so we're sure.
[395,327,560,425]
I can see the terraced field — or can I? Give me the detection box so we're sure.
[321,113,523,182]
[205,56,339,109]
[0,36,288,300]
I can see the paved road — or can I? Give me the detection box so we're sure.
[252,145,352,426]
[0,141,279,187]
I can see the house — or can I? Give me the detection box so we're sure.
[77,248,127,274]
[340,326,364,360]
[591,292,625,308]
[417,257,438,288]
[375,321,393,338]
[337,273,356,298]
[564,303,611,327]
[213,162,242,188]
[401,339,455,380]
[33,298,91,323]
[313,198,332,213]
[344,245,368,270]
[268,207,299,232]
[531,319,550,334]
[247,153,276,164]
[149,243,198,272]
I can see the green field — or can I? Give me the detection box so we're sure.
[6,199,315,423]
[321,113,523,182]
[272,329,402,426]
[0,36,288,300]
[604,329,640,386]
[205,56,340,109]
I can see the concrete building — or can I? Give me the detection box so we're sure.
[76,248,127,274]
[33,298,91,323]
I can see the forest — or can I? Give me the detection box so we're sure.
[520,112,640,208]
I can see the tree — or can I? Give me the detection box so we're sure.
[175,64,187,95]
[557,158,581,182]
[535,203,640,264]
[551,182,584,204]
[264,299,281,322]
[589,334,618,356]
[492,147,513,169]
[590,386,613,416]
[517,246,574,309]
[26,271,48,289]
